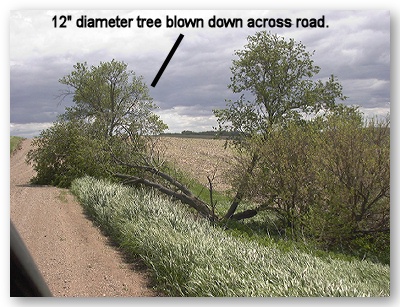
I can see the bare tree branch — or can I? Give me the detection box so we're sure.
[114,172,216,219]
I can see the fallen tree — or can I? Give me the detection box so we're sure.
[111,154,265,222]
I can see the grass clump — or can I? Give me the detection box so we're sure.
[71,176,390,297]
[10,136,25,155]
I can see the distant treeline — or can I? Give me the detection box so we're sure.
[159,130,238,139]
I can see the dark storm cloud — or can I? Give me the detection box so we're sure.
[148,10,390,119]
[10,56,75,123]
[148,28,250,114]
[278,10,390,108]
[10,10,390,136]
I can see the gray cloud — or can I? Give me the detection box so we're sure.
[10,10,390,136]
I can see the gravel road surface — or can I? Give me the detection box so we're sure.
[10,139,158,297]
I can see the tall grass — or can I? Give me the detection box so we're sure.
[71,176,390,297]
[10,136,24,155]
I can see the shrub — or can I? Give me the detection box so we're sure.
[240,106,390,263]
[26,120,114,187]
[26,59,167,188]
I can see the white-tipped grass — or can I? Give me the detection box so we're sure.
[71,176,390,297]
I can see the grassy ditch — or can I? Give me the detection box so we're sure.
[71,176,390,297]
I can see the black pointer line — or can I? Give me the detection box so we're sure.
[151,34,184,87]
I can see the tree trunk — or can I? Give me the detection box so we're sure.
[113,173,216,220]
[224,153,259,219]
[230,209,258,220]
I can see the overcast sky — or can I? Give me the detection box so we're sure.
[10,9,390,137]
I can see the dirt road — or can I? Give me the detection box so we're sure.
[10,139,158,297]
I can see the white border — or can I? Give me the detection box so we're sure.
[4,1,398,306]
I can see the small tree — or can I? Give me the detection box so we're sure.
[214,31,346,219]
[308,107,390,251]
[27,60,167,187]
[246,105,390,262]
[59,59,166,138]
[247,119,322,235]
[27,119,111,187]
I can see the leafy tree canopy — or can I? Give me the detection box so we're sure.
[214,31,347,143]
[28,60,167,187]
[59,59,167,138]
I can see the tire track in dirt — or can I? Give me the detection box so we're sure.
[10,139,158,297]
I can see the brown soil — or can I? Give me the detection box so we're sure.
[159,137,234,192]
[10,139,159,297]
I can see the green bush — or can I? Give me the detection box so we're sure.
[26,59,167,188]
[26,120,116,187]
[239,106,390,263]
